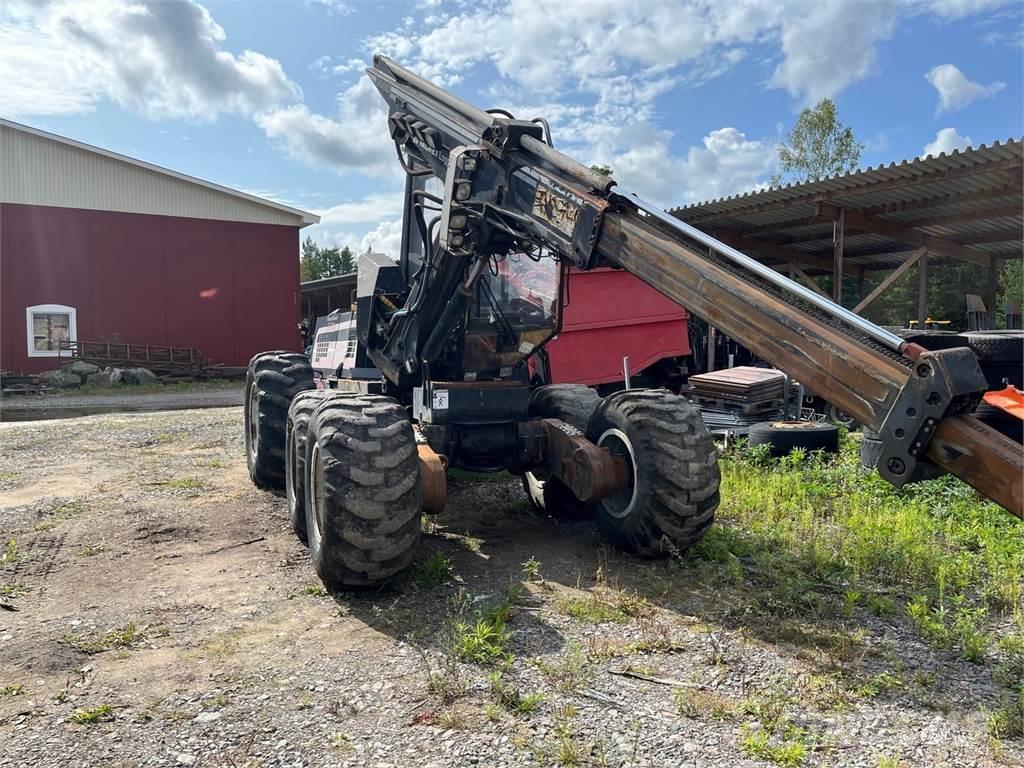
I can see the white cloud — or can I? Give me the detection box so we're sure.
[307,0,354,15]
[0,0,300,120]
[318,192,404,226]
[769,2,899,102]
[925,63,1005,113]
[922,127,973,157]
[255,77,396,177]
[359,219,403,259]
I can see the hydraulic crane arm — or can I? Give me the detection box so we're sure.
[365,55,1022,518]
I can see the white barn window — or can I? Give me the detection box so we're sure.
[26,304,77,357]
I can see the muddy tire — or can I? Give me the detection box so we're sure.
[304,395,421,589]
[245,352,314,489]
[585,389,720,557]
[524,384,601,519]
[860,429,883,470]
[286,389,353,543]
[748,421,839,456]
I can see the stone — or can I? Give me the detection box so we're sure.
[85,370,113,388]
[129,367,158,385]
[194,711,222,723]
[109,368,127,386]
[67,360,100,377]
[38,370,79,388]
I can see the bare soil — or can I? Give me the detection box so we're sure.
[0,407,1018,767]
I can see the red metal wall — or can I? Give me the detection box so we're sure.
[1,203,302,374]
[544,267,690,386]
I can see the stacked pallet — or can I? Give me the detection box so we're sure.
[687,366,786,432]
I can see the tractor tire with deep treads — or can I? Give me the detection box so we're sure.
[523,384,602,518]
[584,389,720,557]
[245,352,314,489]
[748,421,839,456]
[304,395,421,589]
[286,389,354,543]
[860,429,883,470]
[964,331,1024,363]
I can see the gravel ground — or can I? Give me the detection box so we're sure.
[0,407,1019,767]
[0,385,243,421]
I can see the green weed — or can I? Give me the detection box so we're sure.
[69,704,114,724]
[740,724,808,767]
[1,540,26,566]
[158,477,205,491]
[452,619,509,664]
[1,684,25,696]
[63,622,143,654]
[415,552,453,589]
[302,584,328,597]
[488,671,542,715]
[0,582,28,598]
[675,687,739,720]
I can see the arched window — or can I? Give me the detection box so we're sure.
[26,304,77,357]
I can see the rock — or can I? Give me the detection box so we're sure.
[38,370,80,388]
[194,711,222,723]
[66,360,100,377]
[109,368,127,386]
[175,754,195,765]
[129,367,158,385]
[85,370,112,388]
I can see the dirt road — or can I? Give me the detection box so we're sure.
[0,408,1017,767]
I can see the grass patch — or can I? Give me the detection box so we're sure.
[414,552,453,589]
[534,641,592,692]
[452,618,510,664]
[687,438,1022,645]
[558,585,653,625]
[35,498,89,531]
[301,584,328,597]
[195,458,227,469]
[488,671,542,715]
[75,544,106,558]
[740,724,808,767]
[157,477,205,491]
[1,684,25,696]
[69,704,114,725]
[63,622,143,654]
[0,582,29,598]
[675,687,739,720]
[1,540,27,566]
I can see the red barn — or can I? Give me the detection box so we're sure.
[0,118,319,374]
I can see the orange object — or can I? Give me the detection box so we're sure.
[983,385,1024,421]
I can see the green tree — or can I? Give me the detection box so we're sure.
[299,238,356,282]
[771,99,863,186]
[590,164,613,177]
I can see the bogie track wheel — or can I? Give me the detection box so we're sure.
[286,389,355,543]
[245,351,314,489]
[304,395,421,589]
[586,390,720,557]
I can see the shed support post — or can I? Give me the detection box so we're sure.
[917,253,929,327]
[833,208,845,304]
[986,256,999,329]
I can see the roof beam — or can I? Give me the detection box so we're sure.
[858,180,1022,218]
[815,203,990,267]
[958,228,1024,245]
[897,204,1022,229]
[677,156,1024,224]
[709,229,861,277]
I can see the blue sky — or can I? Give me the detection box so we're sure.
[1,0,1021,256]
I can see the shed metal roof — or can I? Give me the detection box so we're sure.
[670,139,1022,274]
[0,118,320,228]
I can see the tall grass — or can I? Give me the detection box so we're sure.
[695,437,1023,630]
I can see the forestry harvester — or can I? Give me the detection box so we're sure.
[244,56,1022,589]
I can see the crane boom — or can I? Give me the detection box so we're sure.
[365,55,1022,518]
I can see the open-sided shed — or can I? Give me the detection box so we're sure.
[671,140,1022,326]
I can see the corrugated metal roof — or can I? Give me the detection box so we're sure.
[0,118,320,228]
[671,139,1022,273]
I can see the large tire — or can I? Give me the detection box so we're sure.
[975,402,1024,444]
[585,389,720,557]
[964,331,1024,362]
[524,384,601,518]
[286,389,353,543]
[860,429,883,470]
[304,395,421,589]
[245,352,314,489]
[748,421,839,456]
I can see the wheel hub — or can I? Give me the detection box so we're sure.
[247,382,259,459]
[596,428,637,519]
[308,441,324,548]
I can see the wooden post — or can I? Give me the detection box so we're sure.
[986,256,1000,329]
[791,264,830,299]
[833,208,845,304]
[858,267,865,304]
[917,253,929,327]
